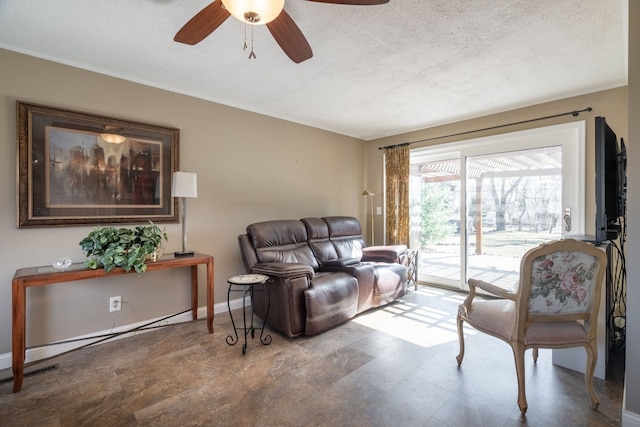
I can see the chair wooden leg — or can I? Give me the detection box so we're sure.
[456,314,465,366]
[532,347,539,363]
[512,342,528,414]
[584,343,600,410]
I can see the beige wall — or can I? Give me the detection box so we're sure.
[0,49,365,356]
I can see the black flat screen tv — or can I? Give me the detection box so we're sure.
[595,116,626,244]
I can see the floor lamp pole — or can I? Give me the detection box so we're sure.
[369,195,375,246]
[362,190,375,246]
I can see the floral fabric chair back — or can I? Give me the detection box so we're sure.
[527,249,601,316]
[515,239,607,328]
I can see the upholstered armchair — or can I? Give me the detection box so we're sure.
[456,238,608,414]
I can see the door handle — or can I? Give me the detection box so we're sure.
[563,207,571,232]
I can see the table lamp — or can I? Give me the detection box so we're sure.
[172,171,198,257]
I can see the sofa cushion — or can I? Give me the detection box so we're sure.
[301,217,338,264]
[305,272,358,335]
[247,220,319,270]
[323,216,366,259]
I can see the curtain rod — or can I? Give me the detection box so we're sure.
[378,107,593,150]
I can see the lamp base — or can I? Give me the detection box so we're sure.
[174,251,195,257]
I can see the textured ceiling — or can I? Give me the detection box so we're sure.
[0,0,628,140]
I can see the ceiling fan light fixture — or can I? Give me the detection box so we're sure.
[221,0,285,25]
[100,133,126,144]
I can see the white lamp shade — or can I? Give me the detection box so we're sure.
[221,0,285,25]
[171,171,198,198]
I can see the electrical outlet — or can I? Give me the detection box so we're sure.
[109,296,122,312]
[376,206,382,215]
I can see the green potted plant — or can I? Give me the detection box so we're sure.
[79,221,168,273]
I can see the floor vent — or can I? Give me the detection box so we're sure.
[0,364,60,384]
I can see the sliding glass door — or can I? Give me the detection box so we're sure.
[409,156,462,287]
[409,122,585,291]
[465,146,563,291]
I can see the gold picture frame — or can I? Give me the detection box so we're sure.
[17,101,180,227]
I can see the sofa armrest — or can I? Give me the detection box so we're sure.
[251,262,315,280]
[362,245,407,264]
[249,262,315,338]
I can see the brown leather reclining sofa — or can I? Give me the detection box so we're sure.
[238,216,409,337]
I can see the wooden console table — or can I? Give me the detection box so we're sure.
[12,252,214,392]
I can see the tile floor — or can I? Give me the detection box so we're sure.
[0,286,624,426]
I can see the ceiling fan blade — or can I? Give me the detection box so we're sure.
[174,1,231,45]
[267,10,313,63]
[306,0,389,5]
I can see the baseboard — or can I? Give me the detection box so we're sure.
[623,410,640,427]
[622,390,640,427]
[0,297,245,371]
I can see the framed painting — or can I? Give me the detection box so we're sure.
[17,101,180,227]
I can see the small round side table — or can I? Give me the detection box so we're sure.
[225,273,272,355]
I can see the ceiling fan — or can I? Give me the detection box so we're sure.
[174,0,390,63]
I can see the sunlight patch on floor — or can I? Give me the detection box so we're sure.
[352,288,477,349]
